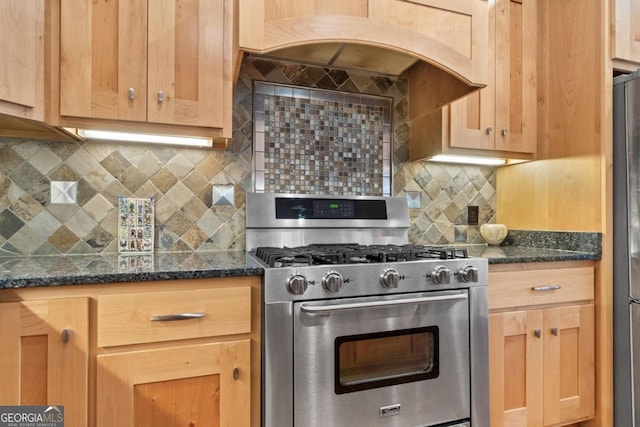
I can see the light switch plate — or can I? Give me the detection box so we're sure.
[51,181,78,204]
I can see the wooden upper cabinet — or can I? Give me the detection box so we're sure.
[147,0,227,127]
[492,0,536,155]
[239,0,489,88]
[612,0,640,67]
[60,0,233,134]
[0,0,45,120]
[411,0,536,161]
[60,0,147,122]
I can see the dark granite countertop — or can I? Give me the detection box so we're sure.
[0,231,602,289]
[473,245,601,264]
[0,251,263,289]
[471,229,602,264]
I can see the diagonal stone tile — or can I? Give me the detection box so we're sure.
[166,210,192,236]
[166,154,195,179]
[0,145,26,174]
[151,168,178,193]
[48,225,80,252]
[10,193,44,222]
[100,151,132,178]
[0,209,25,239]
[29,147,62,175]
[121,166,148,193]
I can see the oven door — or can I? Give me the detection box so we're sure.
[293,290,470,427]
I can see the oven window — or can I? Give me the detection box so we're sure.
[335,326,439,394]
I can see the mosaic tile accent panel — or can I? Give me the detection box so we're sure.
[253,82,391,195]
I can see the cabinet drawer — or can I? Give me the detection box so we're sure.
[97,287,251,347]
[489,267,594,310]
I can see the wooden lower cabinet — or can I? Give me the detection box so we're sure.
[0,276,260,427]
[490,303,595,426]
[0,298,89,427]
[96,339,250,427]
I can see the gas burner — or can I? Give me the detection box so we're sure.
[252,243,469,267]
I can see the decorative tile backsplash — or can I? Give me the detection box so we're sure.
[253,82,392,195]
[0,140,249,255]
[0,55,497,255]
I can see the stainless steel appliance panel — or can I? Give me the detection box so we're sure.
[613,70,640,426]
[293,291,471,427]
[468,285,490,426]
[263,302,294,427]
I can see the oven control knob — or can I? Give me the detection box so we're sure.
[458,265,479,283]
[380,268,400,288]
[287,274,308,295]
[431,266,451,285]
[322,271,343,293]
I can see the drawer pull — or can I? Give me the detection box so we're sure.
[149,312,206,321]
[531,284,562,292]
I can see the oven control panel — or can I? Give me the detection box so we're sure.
[264,259,488,302]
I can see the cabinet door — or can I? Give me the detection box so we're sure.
[447,0,495,152]
[0,0,44,120]
[97,339,250,427]
[449,0,536,155]
[543,304,595,426]
[60,0,147,121]
[0,298,89,427]
[147,0,228,128]
[612,0,640,64]
[448,83,495,150]
[489,310,544,427]
[493,0,536,154]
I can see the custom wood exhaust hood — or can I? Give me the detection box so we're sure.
[238,0,490,113]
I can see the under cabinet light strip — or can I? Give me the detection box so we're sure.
[428,154,506,166]
[76,129,214,148]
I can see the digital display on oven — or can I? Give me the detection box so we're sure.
[275,198,387,219]
[312,200,355,218]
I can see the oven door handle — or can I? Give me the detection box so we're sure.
[300,292,468,314]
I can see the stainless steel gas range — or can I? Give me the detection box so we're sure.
[246,193,489,427]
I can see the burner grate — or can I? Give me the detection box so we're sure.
[252,244,469,267]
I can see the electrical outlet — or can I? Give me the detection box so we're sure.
[467,206,479,225]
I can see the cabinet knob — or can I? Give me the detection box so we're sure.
[233,367,240,381]
[157,91,164,103]
[128,87,135,100]
[534,329,541,339]
[61,328,72,344]
[501,128,508,136]
[487,127,493,135]
[551,327,559,336]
